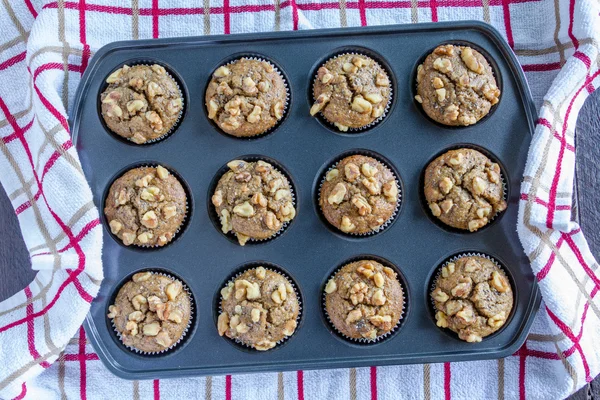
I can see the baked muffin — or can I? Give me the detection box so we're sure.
[325,260,404,341]
[319,155,398,235]
[415,44,500,126]
[212,159,295,245]
[431,255,513,343]
[205,58,287,137]
[107,271,192,353]
[104,165,187,247]
[217,267,300,351]
[310,54,391,131]
[423,148,506,232]
[101,64,183,144]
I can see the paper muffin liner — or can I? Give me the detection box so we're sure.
[101,61,185,145]
[421,144,508,234]
[317,149,401,237]
[104,162,191,249]
[217,263,303,351]
[109,270,195,355]
[311,51,393,133]
[322,256,407,344]
[207,55,290,140]
[210,156,297,245]
[429,252,514,341]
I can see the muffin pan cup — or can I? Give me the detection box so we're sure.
[73,21,540,380]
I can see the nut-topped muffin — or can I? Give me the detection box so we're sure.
[320,155,398,235]
[107,271,192,353]
[325,260,404,341]
[431,255,513,343]
[424,148,506,232]
[217,267,300,351]
[415,44,500,126]
[310,54,391,131]
[101,64,183,144]
[104,165,187,247]
[212,159,296,245]
[205,58,287,137]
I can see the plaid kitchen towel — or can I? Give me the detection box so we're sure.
[0,0,599,399]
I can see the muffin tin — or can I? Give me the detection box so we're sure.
[73,21,540,379]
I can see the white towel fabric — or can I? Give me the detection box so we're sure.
[0,0,599,399]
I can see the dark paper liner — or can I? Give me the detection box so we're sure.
[310,49,394,133]
[316,149,402,237]
[99,60,186,145]
[322,255,408,345]
[102,162,192,250]
[428,251,516,342]
[109,270,196,355]
[419,143,508,234]
[411,41,503,129]
[207,155,297,245]
[215,261,303,352]
[205,54,290,140]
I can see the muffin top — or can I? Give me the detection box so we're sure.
[415,44,500,126]
[212,159,296,245]
[217,267,299,351]
[101,64,183,144]
[107,271,192,353]
[311,54,391,131]
[432,255,513,343]
[325,260,404,340]
[205,58,287,137]
[104,165,187,247]
[424,148,506,232]
[319,155,398,235]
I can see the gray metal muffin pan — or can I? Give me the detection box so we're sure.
[72,21,540,379]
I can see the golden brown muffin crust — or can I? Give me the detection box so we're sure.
[212,159,296,245]
[104,165,187,247]
[431,255,513,343]
[108,272,192,353]
[205,58,287,137]
[325,260,404,340]
[101,64,183,144]
[320,155,398,234]
[217,267,299,351]
[311,54,391,131]
[416,44,500,126]
[424,148,506,232]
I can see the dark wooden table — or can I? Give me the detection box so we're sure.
[1,91,598,397]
